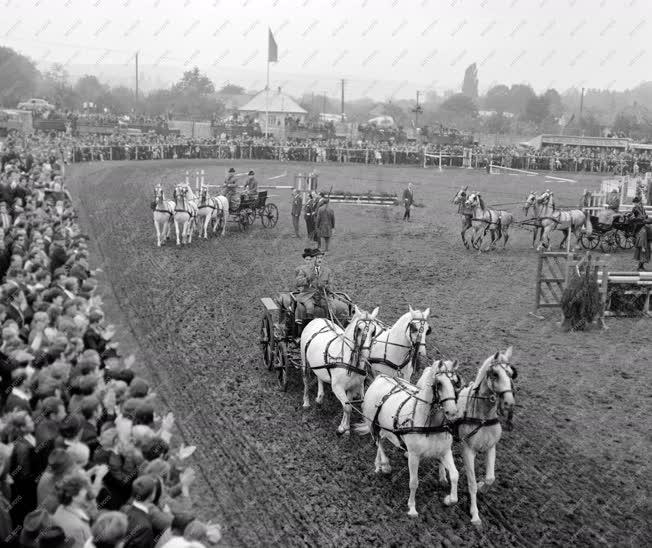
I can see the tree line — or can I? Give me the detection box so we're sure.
[2,46,652,140]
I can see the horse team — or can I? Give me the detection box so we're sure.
[299,304,517,527]
[152,184,229,246]
[453,186,590,251]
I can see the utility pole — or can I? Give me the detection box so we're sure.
[341,79,345,121]
[411,90,423,143]
[579,87,585,136]
[135,51,139,103]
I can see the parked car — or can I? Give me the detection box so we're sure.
[17,98,55,112]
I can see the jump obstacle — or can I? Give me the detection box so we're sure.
[531,249,651,320]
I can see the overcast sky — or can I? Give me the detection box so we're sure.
[1,0,649,100]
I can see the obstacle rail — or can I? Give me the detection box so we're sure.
[531,251,580,318]
[328,192,398,206]
[597,271,652,317]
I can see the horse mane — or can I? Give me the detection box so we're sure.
[477,195,486,210]
[390,311,414,333]
[415,366,435,390]
[472,353,497,389]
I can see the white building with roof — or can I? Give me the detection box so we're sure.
[238,89,307,138]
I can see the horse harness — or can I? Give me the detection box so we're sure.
[370,372,458,451]
[305,320,375,378]
[368,319,430,373]
[453,361,517,441]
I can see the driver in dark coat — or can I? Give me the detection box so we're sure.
[243,170,258,196]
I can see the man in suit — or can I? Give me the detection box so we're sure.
[293,249,316,330]
[314,197,335,252]
[303,192,316,240]
[243,170,258,196]
[291,189,303,238]
[402,182,414,221]
[122,475,158,548]
[310,251,349,324]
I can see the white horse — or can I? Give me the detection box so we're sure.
[465,192,514,251]
[355,360,459,517]
[452,186,475,249]
[451,347,517,526]
[301,306,380,435]
[152,185,174,247]
[368,306,431,383]
[523,191,545,248]
[196,186,229,238]
[173,185,198,245]
[533,190,589,251]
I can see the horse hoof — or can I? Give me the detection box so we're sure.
[407,509,418,518]
[336,429,350,436]
[302,402,310,409]
[471,518,482,529]
[443,495,458,506]
[381,464,391,474]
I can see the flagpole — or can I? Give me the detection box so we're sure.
[265,60,270,138]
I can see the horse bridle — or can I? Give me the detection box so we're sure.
[475,361,518,403]
[433,371,458,407]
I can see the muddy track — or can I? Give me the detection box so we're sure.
[67,160,651,547]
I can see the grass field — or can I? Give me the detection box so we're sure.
[67,160,651,547]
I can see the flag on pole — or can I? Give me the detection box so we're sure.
[268,28,278,63]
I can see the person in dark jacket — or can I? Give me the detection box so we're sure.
[402,182,414,221]
[121,476,158,548]
[291,189,303,238]
[314,198,335,252]
[6,411,39,527]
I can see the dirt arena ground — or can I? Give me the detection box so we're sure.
[66,160,651,547]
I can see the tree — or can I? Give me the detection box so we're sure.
[437,93,478,130]
[483,84,510,113]
[101,86,136,114]
[461,63,478,99]
[0,46,39,107]
[612,111,639,137]
[482,113,511,134]
[524,95,549,125]
[542,89,563,119]
[508,84,536,116]
[175,67,215,95]
[39,64,77,109]
[74,75,108,107]
[218,83,245,95]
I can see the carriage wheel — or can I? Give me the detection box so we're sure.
[275,341,290,391]
[470,235,482,250]
[580,232,599,250]
[260,316,275,370]
[616,230,634,250]
[246,209,256,225]
[261,204,279,228]
[600,232,618,254]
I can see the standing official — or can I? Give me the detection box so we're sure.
[304,192,316,241]
[291,189,303,238]
[402,182,414,221]
[315,197,335,252]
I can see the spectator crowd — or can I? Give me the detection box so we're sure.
[3,127,652,176]
[0,135,222,548]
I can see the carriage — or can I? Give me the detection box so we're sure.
[227,191,279,231]
[259,290,355,391]
[580,213,644,253]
